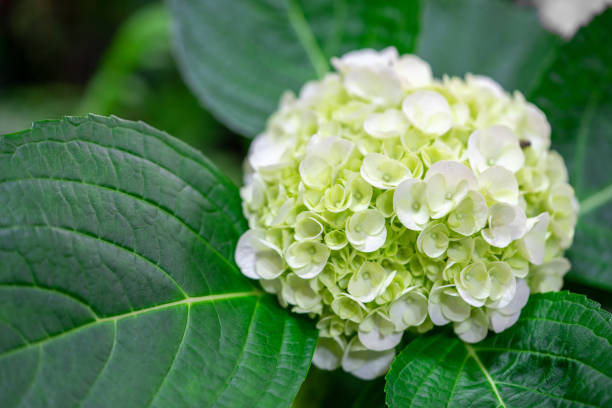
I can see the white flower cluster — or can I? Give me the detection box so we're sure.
[235,47,578,379]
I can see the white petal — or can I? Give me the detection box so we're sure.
[364,109,409,138]
[428,301,449,326]
[294,262,327,279]
[248,134,291,170]
[518,212,550,265]
[468,125,524,173]
[481,203,527,248]
[394,55,432,88]
[342,338,396,380]
[402,90,453,136]
[389,291,428,330]
[454,309,488,343]
[394,179,430,231]
[358,315,403,351]
[522,103,551,153]
[344,68,403,105]
[499,278,530,315]
[353,228,387,253]
[360,153,412,189]
[235,230,260,279]
[312,337,346,370]
[425,160,478,192]
[466,74,505,96]
[331,47,398,72]
[455,283,486,307]
[489,310,520,333]
[455,322,487,343]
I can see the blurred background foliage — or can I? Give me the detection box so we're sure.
[0,1,608,406]
[0,0,246,184]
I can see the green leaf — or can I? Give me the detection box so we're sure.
[0,115,316,407]
[385,292,612,408]
[168,0,420,137]
[529,10,612,291]
[416,0,561,94]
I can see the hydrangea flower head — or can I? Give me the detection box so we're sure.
[235,47,578,379]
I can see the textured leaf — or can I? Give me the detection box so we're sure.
[530,10,612,291]
[385,292,612,407]
[416,0,561,94]
[168,0,420,137]
[0,115,316,408]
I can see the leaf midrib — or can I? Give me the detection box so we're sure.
[464,343,507,408]
[285,0,329,78]
[0,291,261,360]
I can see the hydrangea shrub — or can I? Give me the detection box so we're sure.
[235,47,578,379]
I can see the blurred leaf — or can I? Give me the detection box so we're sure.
[530,9,612,291]
[0,115,316,407]
[385,292,612,407]
[352,378,386,408]
[80,2,245,185]
[81,3,170,114]
[416,0,562,94]
[0,85,80,134]
[168,0,420,137]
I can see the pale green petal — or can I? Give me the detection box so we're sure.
[389,291,428,330]
[299,154,332,190]
[481,203,527,248]
[478,166,519,205]
[360,153,412,189]
[425,160,478,218]
[487,261,516,308]
[324,230,348,250]
[529,258,571,293]
[348,262,395,303]
[517,212,550,265]
[447,191,488,236]
[456,262,491,306]
[285,240,330,278]
[447,237,475,264]
[347,174,373,212]
[417,222,450,258]
[375,189,395,218]
[331,295,366,323]
[324,184,350,213]
[394,179,430,231]
[346,209,388,252]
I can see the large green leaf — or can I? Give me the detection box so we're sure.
[385,292,612,407]
[529,10,612,291]
[416,0,561,94]
[168,0,420,137]
[0,115,316,407]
